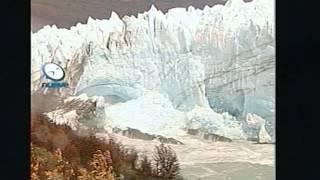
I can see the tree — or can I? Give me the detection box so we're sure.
[88,150,115,180]
[138,155,153,176]
[152,143,180,179]
[31,143,41,180]
[50,148,76,180]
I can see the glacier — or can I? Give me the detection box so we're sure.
[31,0,275,141]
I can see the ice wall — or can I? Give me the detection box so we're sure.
[31,0,275,140]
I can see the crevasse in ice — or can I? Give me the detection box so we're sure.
[31,0,275,140]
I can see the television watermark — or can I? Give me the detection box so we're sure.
[41,63,69,89]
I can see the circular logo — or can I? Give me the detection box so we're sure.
[42,63,65,81]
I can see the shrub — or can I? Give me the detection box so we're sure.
[152,144,181,179]
[31,144,77,180]
[87,150,115,180]
[137,155,153,176]
[31,111,182,179]
[31,144,117,180]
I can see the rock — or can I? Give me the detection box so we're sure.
[187,129,232,142]
[44,94,106,130]
[113,127,184,145]
[154,136,184,145]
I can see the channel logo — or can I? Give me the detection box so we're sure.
[41,63,69,88]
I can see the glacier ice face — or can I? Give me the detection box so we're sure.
[103,91,186,138]
[31,0,275,140]
[246,113,272,143]
[186,106,247,139]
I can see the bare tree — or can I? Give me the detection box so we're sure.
[137,155,153,176]
[152,144,180,179]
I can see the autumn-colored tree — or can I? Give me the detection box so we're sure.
[88,150,115,180]
[31,143,41,180]
[77,168,94,180]
[31,144,77,180]
[31,111,183,179]
[48,148,76,180]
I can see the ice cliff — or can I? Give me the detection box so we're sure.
[31,0,275,141]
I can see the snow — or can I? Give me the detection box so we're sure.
[103,91,186,138]
[45,110,80,130]
[31,0,275,140]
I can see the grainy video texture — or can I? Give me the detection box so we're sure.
[31,0,275,179]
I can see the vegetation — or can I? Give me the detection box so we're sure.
[31,112,183,179]
[152,144,181,179]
